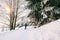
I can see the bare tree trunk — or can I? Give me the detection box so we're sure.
[10,12,13,30]
[10,7,14,30]
[13,14,17,29]
[13,0,19,29]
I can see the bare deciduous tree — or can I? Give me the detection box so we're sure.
[0,0,28,30]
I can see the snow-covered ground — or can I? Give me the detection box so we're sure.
[0,19,60,40]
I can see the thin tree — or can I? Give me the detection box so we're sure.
[0,0,28,30]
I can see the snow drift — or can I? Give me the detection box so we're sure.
[0,19,60,40]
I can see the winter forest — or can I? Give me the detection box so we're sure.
[0,0,60,31]
[0,0,60,40]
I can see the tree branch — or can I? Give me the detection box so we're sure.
[0,22,9,26]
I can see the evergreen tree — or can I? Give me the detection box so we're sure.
[26,0,60,27]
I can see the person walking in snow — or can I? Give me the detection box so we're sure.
[25,23,28,30]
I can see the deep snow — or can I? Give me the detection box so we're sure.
[0,19,60,40]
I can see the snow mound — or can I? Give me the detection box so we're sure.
[0,19,60,40]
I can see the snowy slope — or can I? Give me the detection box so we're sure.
[0,19,60,40]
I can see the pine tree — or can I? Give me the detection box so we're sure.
[26,0,60,27]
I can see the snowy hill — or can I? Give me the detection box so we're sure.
[0,19,60,40]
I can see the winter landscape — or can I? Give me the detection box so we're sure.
[0,0,60,40]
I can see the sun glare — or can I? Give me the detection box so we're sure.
[5,6,10,13]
